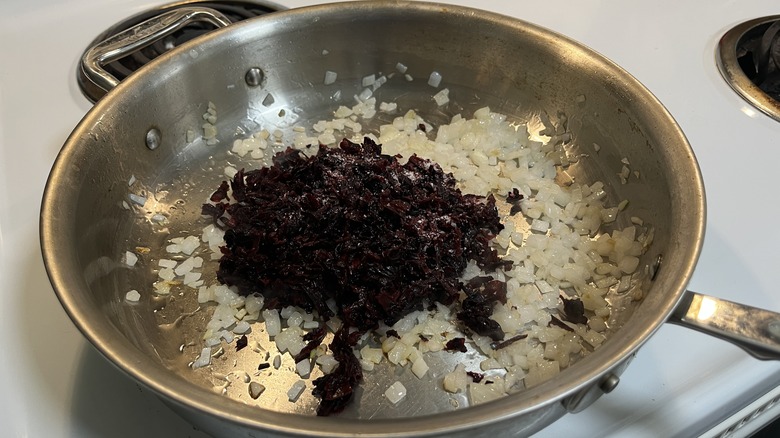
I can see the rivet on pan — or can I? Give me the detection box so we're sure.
[245,67,264,87]
[145,128,161,150]
[767,321,780,341]
[599,373,620,394]
[651,254,663,281]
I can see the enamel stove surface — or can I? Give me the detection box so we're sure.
[2,1,780,437]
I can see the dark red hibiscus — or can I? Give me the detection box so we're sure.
[561,296,588,325]
[203,137,511,414]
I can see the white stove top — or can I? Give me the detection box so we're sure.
[2,1,780,437]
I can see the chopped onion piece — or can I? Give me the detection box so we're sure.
[296,359,311,378]
[316,354,339,374]
[158,268,175,281]
[263,309,281,337]
[175,257,196,276]
[411,357,429,378]
[358,88,373,102]
[427,71,442,87]
[192,347,211,369]
[432,88,450,106]
[124,290,141,302]
[183,271,202,286]
[128,193,147,206]
[468,381,505,405]
[362,74,376,87]
[124,251,138,267]
[287,380,306,402]
[384,381,407,404]
[379,101,397,112]
[249,382,265,399]
[244,295,265,315]
[443,364,468,393]
[530,219,550,233]
[233,321,251,334]
[324,71,338,85]
[179,236,200,255]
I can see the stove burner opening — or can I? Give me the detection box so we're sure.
[735,21,780,101]
[718,16,780,122]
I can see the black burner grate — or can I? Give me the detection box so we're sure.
[735,21,780,102]
[78,0,282,102]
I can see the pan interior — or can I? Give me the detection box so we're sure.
[42,2,703,434]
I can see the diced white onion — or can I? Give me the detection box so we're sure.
[384,381,407,404]
[324,71,338,85]
[432,88,450,106]
[128,193,147,206]
[296,359,311,378]
[362,74,376,87]
[427,71,442,87]
[287,380,306,402]
[124,290,141,302]
[249,382,265,399]
[263,309,281,337]
[124,251,138,267]
[191,347,211,369]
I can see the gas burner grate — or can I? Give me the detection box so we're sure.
[717,16,780,122]
[734,21,780,102]
[77,0,283,102]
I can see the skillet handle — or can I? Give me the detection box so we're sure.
[81,7,232,94]
[668,290,780,360]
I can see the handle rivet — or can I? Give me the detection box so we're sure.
[599,373,620,393]
[245,67,264,87]
[145,128,161,150]
[768,321,780,341]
